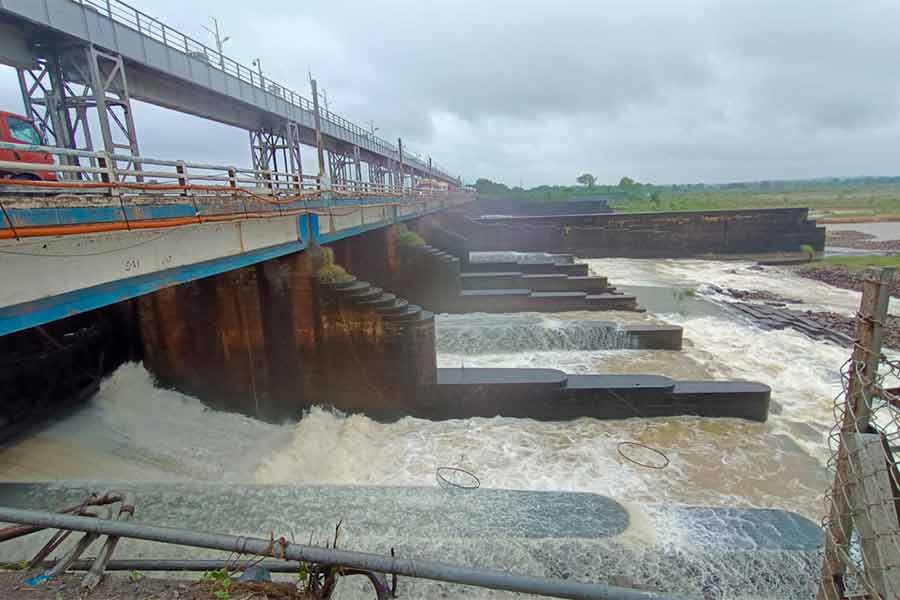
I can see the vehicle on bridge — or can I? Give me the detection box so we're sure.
[0,110,57,181]
[416,178,452,192]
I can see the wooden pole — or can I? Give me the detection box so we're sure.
[818,267,895,599]
[310,79,326,186]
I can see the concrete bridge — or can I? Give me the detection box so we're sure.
[0,0,469,335]
[0,0,771,435]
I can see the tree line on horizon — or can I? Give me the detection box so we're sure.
[474,173,900,203]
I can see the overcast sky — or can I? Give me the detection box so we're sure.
[3,0,900,187]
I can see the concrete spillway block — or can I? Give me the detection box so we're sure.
[619,324,683,350]
[431,368,770,422]
[464,261,590,276]
[454,289,638,313]
[459,272,525,290]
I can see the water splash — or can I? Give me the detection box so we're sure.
[436,313,635,354]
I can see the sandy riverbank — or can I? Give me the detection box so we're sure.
[816,213,900,224]
[825,230,900,251]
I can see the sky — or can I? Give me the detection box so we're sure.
[3,0,900,187]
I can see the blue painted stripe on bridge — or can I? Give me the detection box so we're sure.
[0,198,343,229]
[0,235,310,338]
[0,202,448,336]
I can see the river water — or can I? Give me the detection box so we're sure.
[0,258,876,510]
[2,256,897,597]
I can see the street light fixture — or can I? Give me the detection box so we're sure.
[201,17,230,68]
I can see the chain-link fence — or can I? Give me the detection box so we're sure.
[819,267,900,600]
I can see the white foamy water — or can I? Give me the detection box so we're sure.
[586,257,898,316]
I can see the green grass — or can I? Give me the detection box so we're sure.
[614,187,900,215]
[808,255,900,270]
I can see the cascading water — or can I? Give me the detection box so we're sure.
[436,314,636,354]
[1,255,881,598]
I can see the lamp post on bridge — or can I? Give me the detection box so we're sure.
[201,18,230,68]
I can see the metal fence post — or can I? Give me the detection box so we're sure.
[819,267,895,599]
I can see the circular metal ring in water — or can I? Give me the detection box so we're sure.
[616,442,670,469]
[436,467,481,490]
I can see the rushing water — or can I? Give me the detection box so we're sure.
[0,258,862,513]
[3,256,895,597]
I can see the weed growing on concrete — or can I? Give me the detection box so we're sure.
[396,223,426,247]
[316,246,353,283]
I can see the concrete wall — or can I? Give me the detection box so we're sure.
[436,207,825,258]
[138,235,437,421]
[473,198,613,216]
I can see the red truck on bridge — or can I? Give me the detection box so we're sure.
[0,110,57,181]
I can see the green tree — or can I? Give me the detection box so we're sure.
[618,176,635,188]
[474,178,510,195]
[576,173,596,188]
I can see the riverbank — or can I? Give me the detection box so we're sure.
[708,284,900,351]
[793,258,900,299]
[825,230,900,251]
[817,213,900,224]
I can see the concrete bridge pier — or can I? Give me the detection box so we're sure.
[137,229,437,422]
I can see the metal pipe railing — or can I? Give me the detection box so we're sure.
[0,507,691,600]
[0,141,465,201]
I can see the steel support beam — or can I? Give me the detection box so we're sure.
[328,149,353,188]
[249,124,301,183]
[16,44,141,179]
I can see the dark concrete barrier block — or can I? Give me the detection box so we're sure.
[450,207,826,257]
[427,369,770,422]
[562,275,610,291]
[452,289,638,313]
[621,324,683,350]
[671,381,771,422]
[465,261,589,276]
[460,272,525,290]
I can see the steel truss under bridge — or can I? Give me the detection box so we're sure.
[18,45,141,179]
[249,122,302,187]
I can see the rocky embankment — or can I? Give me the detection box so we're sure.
[826,230,900,251]
[795,264,900,299]
[710,282,900,351]
[799,310,900,351]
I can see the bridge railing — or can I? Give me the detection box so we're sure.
[0,141,473,239]
[0,141,462,202]
[72,0,455,182]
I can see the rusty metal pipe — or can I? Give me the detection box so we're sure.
[14,558,302,573]
[0,507,693,600]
